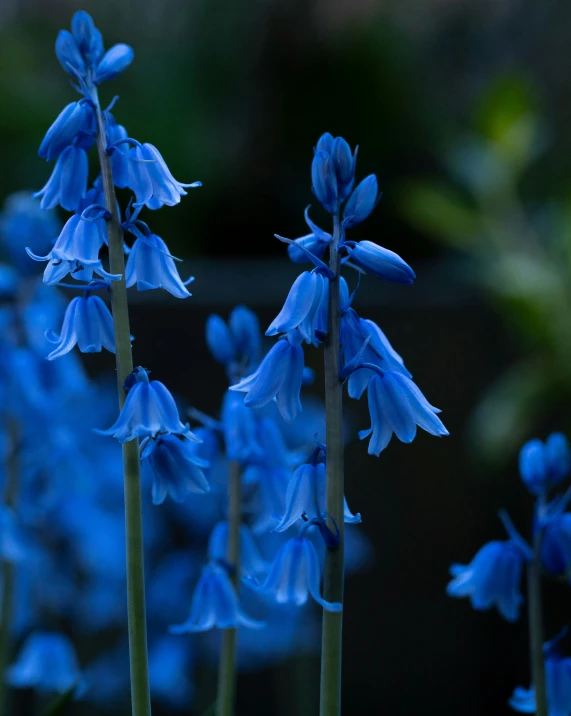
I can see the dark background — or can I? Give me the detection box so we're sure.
[4,0,571,714]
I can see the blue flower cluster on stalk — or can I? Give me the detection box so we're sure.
[447,432,571,713]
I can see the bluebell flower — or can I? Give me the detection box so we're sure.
[341,308,410,399]
[221,391,263,463]
[0,193,60,272]
[249,536,342,612]
[312,133,357,205]
[330,136,357,201]
[97,367,190,442]
[45,294,115,360]
[127,143,200,210]
[344,240,415,284]
[311,150,338,214]
[231,333,304,423]
[266,270,326,345]
[34,146,88,212]
[228,306,261,367]
[206,314,236,365]
[141,433,209,505]
[71,11,104,67]
[287,207,332,264]
[519,433,571,496]
[208,521,269,578]
[510,634,571,715]
[206,306,261,375]
[541,514,571,578]
[125,233,192,298]
[95,43,134,84]
[446,517,531,622]
[343,175,378,228]
[274,451,360,532]
[39,101,94,162]
[55,29,87,78]
[6,631,82,694]
[149,636,193,709]
[104,113,130,189]
[170,562,264,633]
[359,370,448,455]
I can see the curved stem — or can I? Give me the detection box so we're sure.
[527,528,547,716]
[93,94,151,716]
[319,212,345,716]
[0,421,19,716]
[217,460,242,716]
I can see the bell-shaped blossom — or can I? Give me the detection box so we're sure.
[97,366,190,442]
[231,334,304,423]
[127,143,200,210]
[208,521,269,578]
[141,433,210,505]
[6,631,82,695]
[541,514,571,578]
[519,432,571,497]
[359,370,448,455]
[34,146,88,212]
[221,390,263,463]
[249,536,342,612]
[311,149,338,213]
[287,207,332,264]
[27,213,118,285]
[39,101,94,161]
[274,452,360,532]
[206,307,261,373]
[125,233,192,298]
[267,270,326,345]
[170,562,263,633]
[105,113,130,188]
[343,174,378,228]
[446,534,530,622]
[95,43,134,84]
[45,294,115,360]
[341,308,410,399]
[344,240,415,284]
[71,11,103,66]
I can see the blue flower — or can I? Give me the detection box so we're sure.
[343,175,378,228]
[287,207,332,264]
[95,43,134,84]
[206,314,236,366]
[311,150,338,214]
[6,631,82,695]
[274,452,361,532]
[208,521,269,578]
[312,133,357,207]
[34,146,88,212]
[541,514,571,578]
[97,367,190,442]
[105,113,130,188]
[266,270,326,345]
[344,240,415,284]
[221,390,263,463]
[45,294,115,360]
[127,143,200,210]
[170,562,264,633]
[446,522,531,622]
[519,433,571,496]
[206,306,261,373]
[230,334,304,423]
[71,11,103,66]
[341,308,410,399]
[125,233,192,298]
[0,506,28,563]
[249,536,342,612]
[141,433,210,505]
[359,370,448,455]
[39,101,94,161]
[55,30,86,79]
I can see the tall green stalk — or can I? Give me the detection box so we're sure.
[216,460,242,716]
[93,95,151,716]
[527,528,547,716]
[0,421,19,716]
[320,212,345,716]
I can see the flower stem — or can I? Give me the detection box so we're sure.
[93,97,151,716]
[217,460,242,716]
[527,528,547,716]
[319,212,345,716]
[0,421,19,716]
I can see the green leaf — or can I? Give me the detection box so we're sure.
[397,181,481,248]
[42,684,77,716]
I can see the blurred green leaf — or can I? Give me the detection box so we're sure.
[43,685,77,716]
[397,181,481,248]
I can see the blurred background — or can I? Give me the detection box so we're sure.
[2,0,571,714]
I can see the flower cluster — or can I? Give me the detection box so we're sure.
[232,132,449,453]
[447,432,571,712]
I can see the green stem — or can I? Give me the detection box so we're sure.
[0,421,19,716]
[527,529,547,716]
[216,460,242,716]
[93,96,151,716]
[319,212,345,716]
